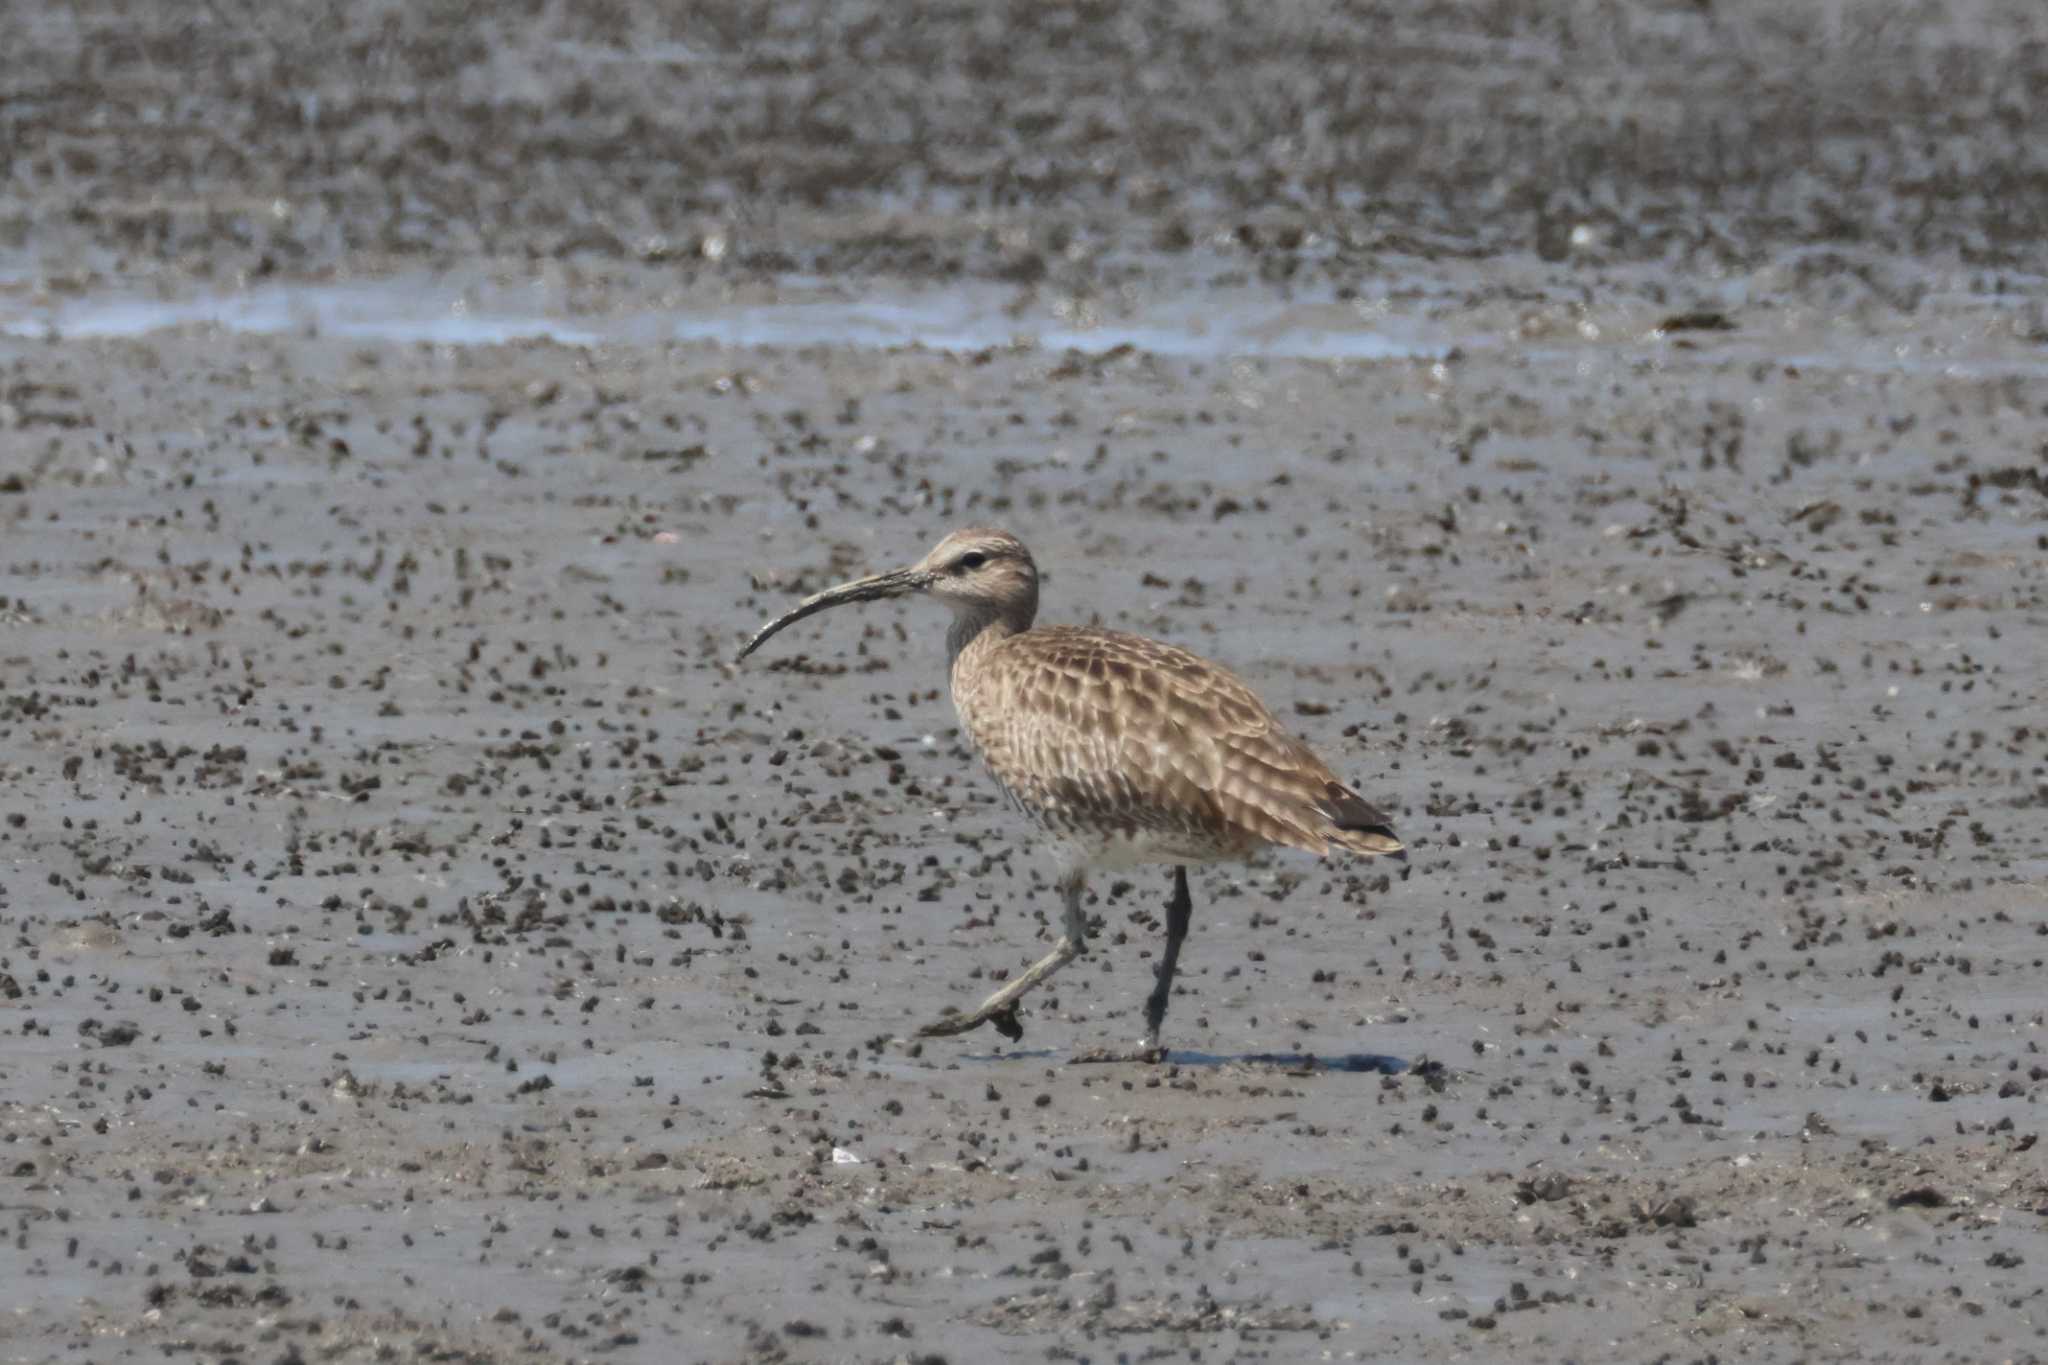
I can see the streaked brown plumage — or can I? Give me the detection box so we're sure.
[738,527,1402,1056]
[955,625,1401,865]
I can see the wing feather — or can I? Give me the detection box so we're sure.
[954,626,1393,860]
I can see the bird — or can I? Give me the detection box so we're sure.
[736,527,1403,1058]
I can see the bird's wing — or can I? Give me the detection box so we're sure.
[969,627,1355,855]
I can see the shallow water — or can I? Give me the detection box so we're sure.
[0,273,1455,360]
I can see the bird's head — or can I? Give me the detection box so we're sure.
[737,527,1039,661]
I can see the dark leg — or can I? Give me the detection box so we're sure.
[1141,866,1193,1054]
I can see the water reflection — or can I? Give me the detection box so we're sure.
[1,276,1444,361]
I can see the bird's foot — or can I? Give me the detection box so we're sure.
[918,1003,1024,1042]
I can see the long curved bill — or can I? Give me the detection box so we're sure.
[736,567,930,662]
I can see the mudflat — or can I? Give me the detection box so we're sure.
[3,3,2045,1362]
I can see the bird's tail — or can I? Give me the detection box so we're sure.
[1319,782,1405,859]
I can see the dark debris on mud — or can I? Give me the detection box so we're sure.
[2,314,2044,1362]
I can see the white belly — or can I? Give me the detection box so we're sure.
[1044,824,1235,875]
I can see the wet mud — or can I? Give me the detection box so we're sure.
[4,2,2048,1363]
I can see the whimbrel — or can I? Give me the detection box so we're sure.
[738,528,1403,1056]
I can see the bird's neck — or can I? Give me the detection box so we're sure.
[946,603,1020,670]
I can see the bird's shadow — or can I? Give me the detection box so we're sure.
[955,1046,1431,1076]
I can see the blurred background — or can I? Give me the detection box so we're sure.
[7,0,2046,300]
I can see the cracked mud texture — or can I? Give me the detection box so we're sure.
[4,2,2048,1364]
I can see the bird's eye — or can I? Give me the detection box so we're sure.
[957,551,988,572]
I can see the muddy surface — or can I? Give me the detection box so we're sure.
[4,2,2048,1363]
